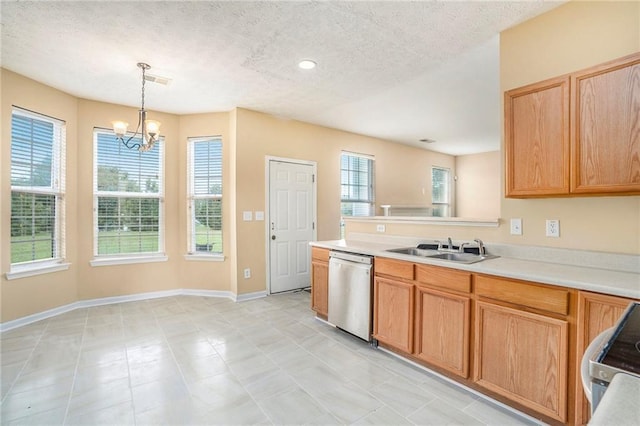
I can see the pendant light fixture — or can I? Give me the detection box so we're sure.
[112,62,161,152]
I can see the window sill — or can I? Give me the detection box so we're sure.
[90,255,168,267]
[184,254,225,262]
[6,262,71,280]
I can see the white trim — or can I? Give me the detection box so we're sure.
[5,262,71,280]
[235,290,268,302]
[181,289,233,299]
[90,255,168,267]
[183,254,225,262]
[0,288,262,333]
[342,216,500,227]
[265,156,318,295]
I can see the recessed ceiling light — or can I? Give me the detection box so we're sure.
[298,59,317,70]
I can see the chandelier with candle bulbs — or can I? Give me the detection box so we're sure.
[112,63,161,152]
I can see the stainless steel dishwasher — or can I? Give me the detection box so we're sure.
[328,250,373,342]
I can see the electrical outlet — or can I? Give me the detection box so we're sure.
[376,224,386,233]
[510,218,522,235]
[546,219,560,237]
[243,268,251,279]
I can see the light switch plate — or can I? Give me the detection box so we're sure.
[510,218,522,235]
[255,211,264,221]
[242,211,252,221]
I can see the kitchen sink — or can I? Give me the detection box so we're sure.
[426,252,497,264]
[385,247,498,264]
[385,247,438,257]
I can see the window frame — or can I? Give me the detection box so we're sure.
[8,107,68,278]
[91,128,166,266]
[431,166,452,217]
[340,151,375,217]
[186,136,224,260]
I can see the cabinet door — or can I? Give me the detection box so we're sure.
[505,76,570,197]
[574,292,633,425]
[415,286,470,378]
[474,301,568,422]
[373,277,413,353]
[571,53,640,194]
[311,260,328,316]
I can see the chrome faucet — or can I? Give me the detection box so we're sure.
[447,237,453,250]
[474,238,485,255]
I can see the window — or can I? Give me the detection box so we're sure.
[340,151,375,217]
[432,166,451,217]
[10,108,66,266]
[187,137,223,255]
[93,130,164,259]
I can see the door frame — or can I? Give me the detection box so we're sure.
[265,156,318,295]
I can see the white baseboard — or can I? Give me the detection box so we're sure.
[0,288,266,333]
[235,290,268,302]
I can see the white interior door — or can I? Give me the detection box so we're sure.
[268,160,315,294]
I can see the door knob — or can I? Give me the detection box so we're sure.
[271,235,276,240]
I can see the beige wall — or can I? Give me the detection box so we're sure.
[1,74,451,320]
[1,70,79,321]
[500,0,640,253]
[177,112,232,291]
[233,108,454,294]
[455,151,501,219]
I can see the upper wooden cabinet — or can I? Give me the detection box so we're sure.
[571,54,640,194]
[505,76,570,197]
[505,52,640,198]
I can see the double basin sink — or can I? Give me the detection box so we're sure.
[385,247,498,264]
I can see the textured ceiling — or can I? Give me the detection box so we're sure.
[1,1,563,155]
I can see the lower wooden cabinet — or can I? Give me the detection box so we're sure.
[474,301,569,423]
[414,285,470,378]
[311,247,329,317]
[574,291,634,425]
[373,276,414,353]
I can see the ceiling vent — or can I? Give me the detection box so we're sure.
[144,73,171,85]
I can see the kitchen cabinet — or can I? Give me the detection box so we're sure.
[505,76,570,197]
[373,258,414,353]
[505,52,640,197]
[571,53,640,194]
[573,291,635,425]
[310,247,329,317]
[414,264,471,378]
[373,277,414,353]
[474,275,570,423]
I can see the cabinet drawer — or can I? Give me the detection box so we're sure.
[476,275,569,316]
[415,264,471,294]
[311,247,329,262]
[375,257,414,280]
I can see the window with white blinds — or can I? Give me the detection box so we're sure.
[10,107,66,265]
[93,130,164,257]
[187,137,222,255]
[340,151,375,217]
[432,166,451,217]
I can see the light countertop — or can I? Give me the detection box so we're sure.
[589,373,640,425]
[311,238,640,299]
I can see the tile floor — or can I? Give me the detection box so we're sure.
[1,290,543,425]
